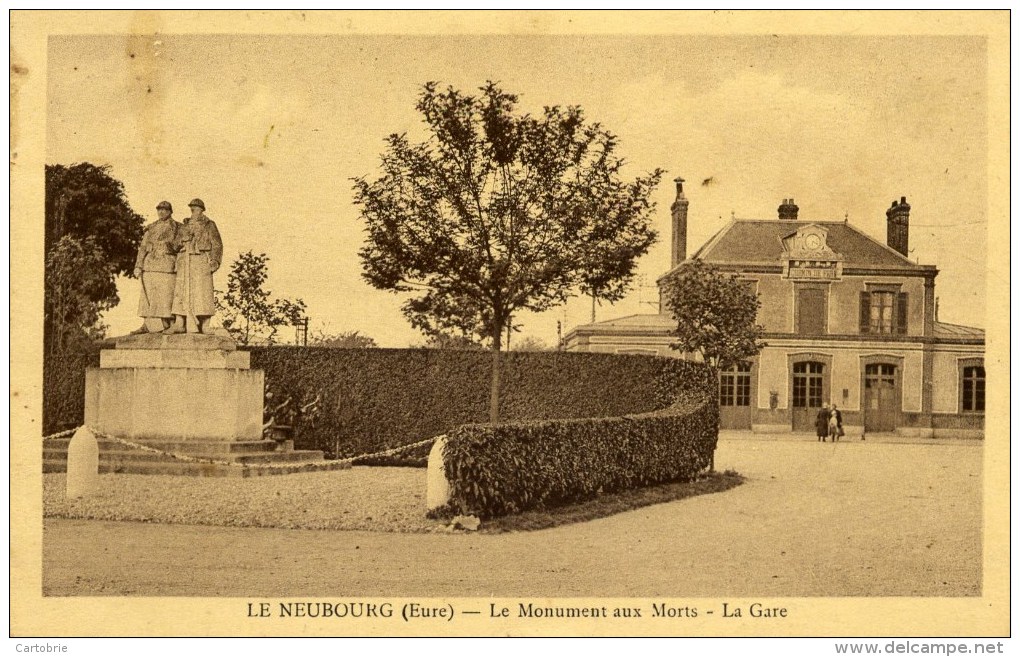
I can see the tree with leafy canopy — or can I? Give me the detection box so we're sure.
[354,81,663,421]
[44,163,145,353]
[660,259,767,369]
[217,251,307,346]
[44,236,117,353]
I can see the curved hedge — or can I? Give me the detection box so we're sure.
[440,359,719,518]
[247,347,697,461]
[43,345,718,472]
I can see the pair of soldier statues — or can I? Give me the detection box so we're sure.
[132,198,223,335]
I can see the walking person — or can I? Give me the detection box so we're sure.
[816,403,830,442]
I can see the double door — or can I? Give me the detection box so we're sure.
[792,361,826,432]
[864,363,899,432]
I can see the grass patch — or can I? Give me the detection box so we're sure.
[471,469,743,533]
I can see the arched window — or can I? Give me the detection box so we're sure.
[792,361,825,408]
[720,362,752,407]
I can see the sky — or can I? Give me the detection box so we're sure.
[46,31,989,347]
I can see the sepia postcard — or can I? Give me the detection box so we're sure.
[10,9,1010,641]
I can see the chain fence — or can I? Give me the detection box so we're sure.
[42,426,439,471]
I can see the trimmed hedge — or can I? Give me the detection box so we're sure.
[441,359,719,518]
[43,345,101,435]
[247,347,689,461]
[42,345,718,475]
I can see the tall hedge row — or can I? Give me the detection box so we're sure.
[247,347,688,459]
[440,359,719,518]
[43,346,101,435]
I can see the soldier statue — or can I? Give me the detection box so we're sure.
[131,200,181,334]
[165,198,223,334]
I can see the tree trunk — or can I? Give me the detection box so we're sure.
[489,327,502,424]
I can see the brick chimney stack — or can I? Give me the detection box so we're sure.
[778,198,799,221]
[886,196,911,257]
[670,176,689,267]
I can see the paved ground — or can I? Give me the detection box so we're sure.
[42,435,982,597]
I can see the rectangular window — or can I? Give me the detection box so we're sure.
[736,373,751,406]
[869,291,895,333]
[720,376,734,406]
[860,289,909,334]
[962,365,985,412]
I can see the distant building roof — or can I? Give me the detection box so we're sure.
[933,321,985,339]
[566,313,675,336]
[687,219,931,270]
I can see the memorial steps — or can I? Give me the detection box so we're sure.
[42,436,346,477]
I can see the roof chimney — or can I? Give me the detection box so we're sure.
[886,196,911,256]
[670,176,689,267]
[778,198,799,221]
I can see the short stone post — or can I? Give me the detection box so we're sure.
[426,436,451,512]
[66,426,100,498]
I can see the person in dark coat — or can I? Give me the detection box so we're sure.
[816,403,830,442]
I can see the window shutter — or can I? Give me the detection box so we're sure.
[859,292,870,334]
[896,292,909,334]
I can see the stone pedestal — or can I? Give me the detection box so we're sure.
[85,331,263,442]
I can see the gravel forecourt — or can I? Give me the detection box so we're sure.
[42,435,982,597]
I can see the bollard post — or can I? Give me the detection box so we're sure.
[66,427,100,498]
[425,436,451,512]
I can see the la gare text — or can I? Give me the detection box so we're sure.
[247,601,788,621]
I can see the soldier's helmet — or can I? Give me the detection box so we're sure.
[156,201,173,212]
[188,198,206,210]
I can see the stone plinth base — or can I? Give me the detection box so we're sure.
[85,367,265,441]
[110,331,237,351]
[67,331,334,475]
[100,349,250,369]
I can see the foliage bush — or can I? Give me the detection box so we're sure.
[440,359,719,518]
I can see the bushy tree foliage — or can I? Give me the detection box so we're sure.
[44,163,144,352]
[44,236,117,353]
[218,251,306,345]
[511,336,551,352]
[660,260,767,369]
[309,328,378,349]
[418,333,486,350]
[354,81,663,421]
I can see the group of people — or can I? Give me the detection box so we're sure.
[816,403,844,442]
[131,198,223,335]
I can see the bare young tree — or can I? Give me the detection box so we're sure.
[217,251,306,346]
